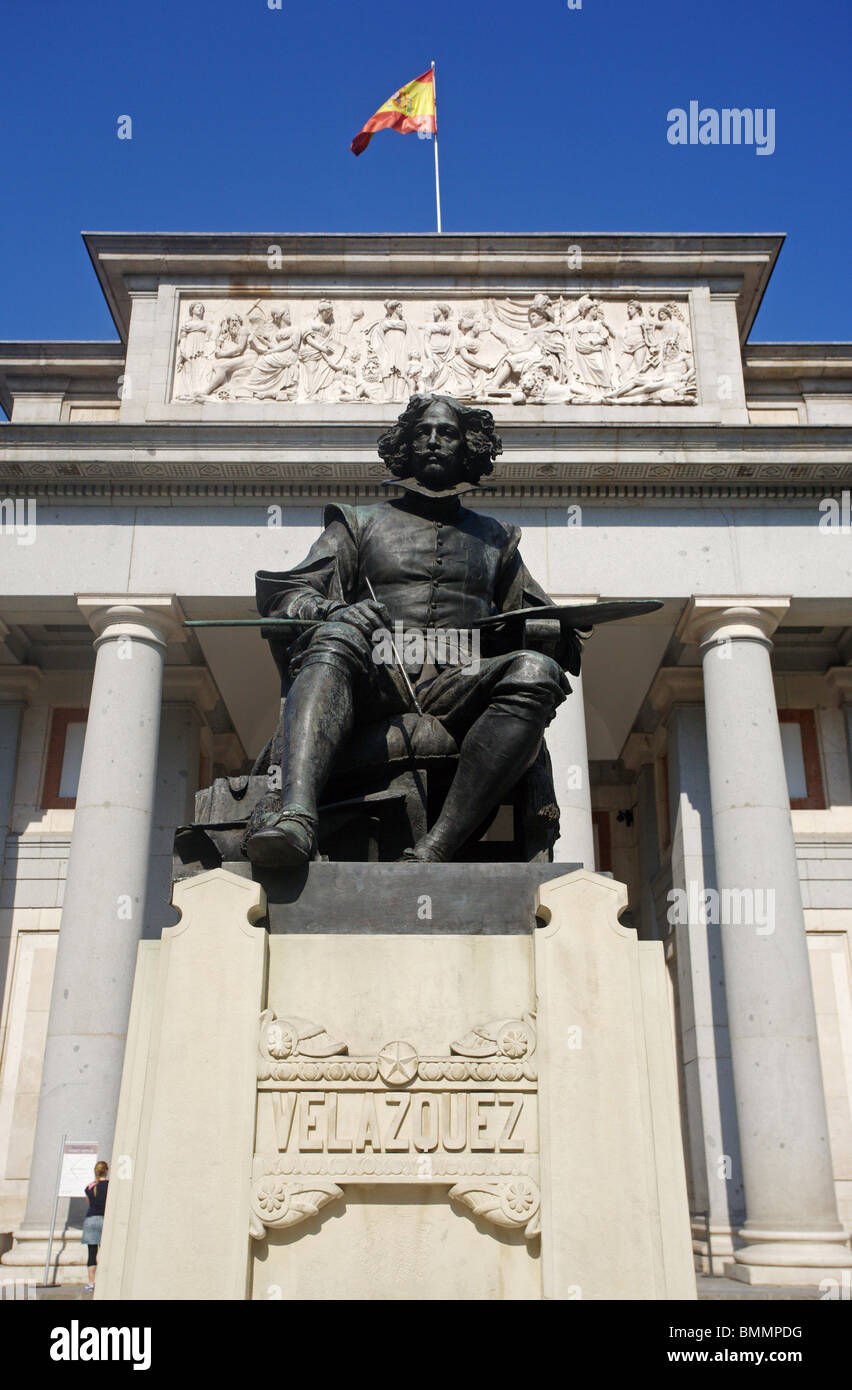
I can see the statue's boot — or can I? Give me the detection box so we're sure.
[243,804,319,869]
[402,707,545,863]
[244,663,354,868]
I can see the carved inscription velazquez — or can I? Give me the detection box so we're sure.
[251,1011,541,1242]
[274,1089,529,1155]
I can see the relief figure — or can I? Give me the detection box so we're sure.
[174,302,215,401]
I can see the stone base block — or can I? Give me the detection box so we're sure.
[0,1228,88,1288]
[225,860,576,934]
[2,1267,88,1289]
[724,1261,849,1287]
[691,1221,738,1275]
[726,1234,852,1286]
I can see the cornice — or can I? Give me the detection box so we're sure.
[0,666,44,702]
[0,481,846,503]
[743,343,852,381]
[0,345,124,419]
[82,231,784,342]
[1,423,849,491]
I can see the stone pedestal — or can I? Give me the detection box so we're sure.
[535,873,695,1298]
[97,865,695,1300]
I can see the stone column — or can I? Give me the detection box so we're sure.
[827,667,852,776]
[0,668,43,1063]
[623,735,660,939]
[0,667,42,887]
[683,598,852,1283]
[142,671,217,940]
[550,596,596,868]
[22,597,184,1231]
[655,682,744,1269]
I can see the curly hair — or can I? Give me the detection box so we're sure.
[376,394,503,483]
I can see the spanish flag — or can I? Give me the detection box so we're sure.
[350,68,437,156]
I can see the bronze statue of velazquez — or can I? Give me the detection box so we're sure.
[244,394,583,867]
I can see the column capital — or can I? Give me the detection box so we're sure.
[827,666,852,703]
[76,596,186,649]
[212,732,245,769]
[162,667,219,715]
[0,666,43,703]
[678,597,790,648]
[622,732,655,772]
[648,667,704,717]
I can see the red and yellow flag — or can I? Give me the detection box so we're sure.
[350,68,436,156]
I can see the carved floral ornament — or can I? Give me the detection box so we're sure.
[248,1173,541,1242]
[173,294,696,406]
[256,1008,538,1084]
[251,1010,541,1243]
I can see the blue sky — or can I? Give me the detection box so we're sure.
[1,0,849,344]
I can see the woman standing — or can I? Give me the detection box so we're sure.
[81,1160,109,1292]
[174,302,214,400]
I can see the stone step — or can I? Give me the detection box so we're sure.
[697,1275,822,1300]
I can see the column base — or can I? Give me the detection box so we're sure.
[690,1219,738,1275]
[725,1262,851,1287]
[0,1227,88,1287]
[726,1230,852,1285]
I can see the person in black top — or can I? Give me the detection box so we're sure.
[81,1161,108,1291]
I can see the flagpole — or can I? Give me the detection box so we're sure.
[431,60,442,233]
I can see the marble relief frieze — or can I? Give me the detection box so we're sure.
[171,293,696,407]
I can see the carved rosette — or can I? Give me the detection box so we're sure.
[258,1008,348,1079]
[450,1013,537,1063]
[449,1178,542,1240]
[249,1174,343,1239]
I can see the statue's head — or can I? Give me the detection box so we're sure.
[519,365,549,399]
[377,394,503,490]
[528,293,553,327]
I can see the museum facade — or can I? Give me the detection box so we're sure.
[0,232,851,1285]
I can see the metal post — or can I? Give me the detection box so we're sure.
[431,61,442,233]
[43,1132,66,1289]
